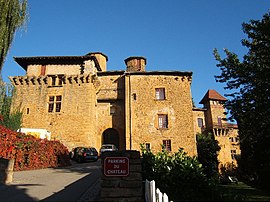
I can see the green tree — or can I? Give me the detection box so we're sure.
[0,0,28,72]
[196,133,220,179]
[213,12,270,189]
[0,81,22,131]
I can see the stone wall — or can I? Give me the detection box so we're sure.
[125,74,197,156]
[10,75,98,150]
[192,108,206,135]
[100,150,143,202]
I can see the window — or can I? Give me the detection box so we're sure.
[163,140,171,152]
[158,114,168,129]
[155,88,165,100]
[197,118,204,128]
[217,116,222,126]
[48,95,62,113]
[132,93,137,101]
[110,106,116,115]
[145,143,151,151]
[231,150,237,160]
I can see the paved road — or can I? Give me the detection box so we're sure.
[0,160,101,202]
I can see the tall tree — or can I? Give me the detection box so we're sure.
[0,0,28,73]
[196,133,220,180]
[213,12,270,189]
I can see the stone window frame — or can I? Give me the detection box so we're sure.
[48,95,62,113]
[155,87,166,100]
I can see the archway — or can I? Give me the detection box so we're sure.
[102,128,119,149]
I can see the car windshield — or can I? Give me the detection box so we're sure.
[84,148,97,152]
[102,145,113,149]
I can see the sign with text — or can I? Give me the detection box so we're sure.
[104,157,129,177]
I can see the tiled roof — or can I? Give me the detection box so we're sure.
[199,89,227,104]
[13,55,101,71]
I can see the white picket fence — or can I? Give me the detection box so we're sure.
[145,179,173,202]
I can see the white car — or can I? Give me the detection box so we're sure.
[100,144,118,155]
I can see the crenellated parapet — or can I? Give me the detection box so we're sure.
[9,74,94,86]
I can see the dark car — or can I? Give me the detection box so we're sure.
[70,147,98,163]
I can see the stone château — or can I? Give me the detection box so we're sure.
[9,52,240,167]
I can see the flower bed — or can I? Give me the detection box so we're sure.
[0,125,70,170]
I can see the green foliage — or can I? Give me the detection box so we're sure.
[141,144,220,201]
[213,11,270,190]
[0,0,28,71]
[0,81,22,131]
[197,133,221,179]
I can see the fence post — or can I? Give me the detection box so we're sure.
[150,180,156,202]
[145,179,150,202]
[163,193,169,202]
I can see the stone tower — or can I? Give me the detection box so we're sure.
[199,89,227,130]
[199,89,240,168]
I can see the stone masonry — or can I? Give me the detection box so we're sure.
[9,52,240,167]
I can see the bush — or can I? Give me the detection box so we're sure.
[141,145,219,201]
[0,125,70,170]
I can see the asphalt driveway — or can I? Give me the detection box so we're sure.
[0,160,101,202]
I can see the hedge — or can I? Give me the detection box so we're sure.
[0,125,71,170]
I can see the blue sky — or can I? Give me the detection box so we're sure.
[2,0,270,107]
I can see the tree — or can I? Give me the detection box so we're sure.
[213,12,270,189]
[0,0,28,72]
[196,133,220,179]
[0,81,22,131]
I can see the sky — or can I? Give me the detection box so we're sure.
[2,0,270,107]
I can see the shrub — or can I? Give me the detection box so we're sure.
[0,125,71,170]
[141,145,220,201]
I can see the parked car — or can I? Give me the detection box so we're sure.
[70,147,98,163]
[99,144,118,155]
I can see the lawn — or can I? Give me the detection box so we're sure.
[218,182,270,201]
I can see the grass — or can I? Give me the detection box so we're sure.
[218,181,270,201]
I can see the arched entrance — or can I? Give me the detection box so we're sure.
[102,128,119,149]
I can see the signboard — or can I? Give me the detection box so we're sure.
[104,157,129,177]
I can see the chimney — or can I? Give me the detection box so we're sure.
[88,52,108,72]
[124,56,146,72]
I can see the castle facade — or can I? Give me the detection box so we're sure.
[10,52,240,166]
